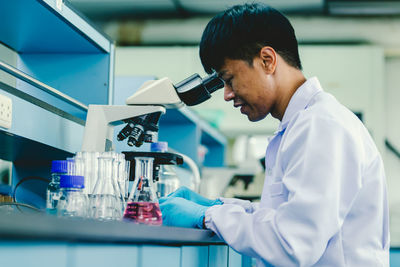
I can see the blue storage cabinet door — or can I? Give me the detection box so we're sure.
[391,249,400,267]
[209,245,228,267]
[70,244,139,267]
[181,246,209,267]
[228,247,242,267]
[140,245,181,267]
[0,242,68,267]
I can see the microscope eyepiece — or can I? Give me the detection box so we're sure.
[174,72,224,106]
[202,72,225,94]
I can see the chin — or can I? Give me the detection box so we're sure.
[247,113,267,122]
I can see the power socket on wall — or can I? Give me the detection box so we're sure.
[0,94,12,129]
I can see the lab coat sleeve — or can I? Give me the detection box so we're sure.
[219,197,259,213]
[205,115,364,266]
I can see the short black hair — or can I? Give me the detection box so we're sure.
[199,3,302,74]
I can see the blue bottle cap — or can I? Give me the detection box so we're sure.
[51,160,68,173]
[59,175,84,189]
[151,142,168,152]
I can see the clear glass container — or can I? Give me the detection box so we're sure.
[157,164,180,198]
[57,175,88,218]
[123,157,162,225]
[150,142,180,198]
[90,155,122,221]
[115,153,129,214]
[46,160,68,215]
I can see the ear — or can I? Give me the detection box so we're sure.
[259,46,277,74]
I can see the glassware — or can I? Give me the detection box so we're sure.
[150,142,180,197]
[90,154,122,221]
[115,153,129,214]
[157,165,180,198]
[46,160,68,215]
[123,157,162,225]
[57,175,88,218]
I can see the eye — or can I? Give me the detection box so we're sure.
[224,77,233,87]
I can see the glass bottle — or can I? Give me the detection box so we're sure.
[151,142,180,198]
[123,157,162,225]
[57,175,88,218]
[46,160,68,215]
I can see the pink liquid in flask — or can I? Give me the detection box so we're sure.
[124,202,163,225]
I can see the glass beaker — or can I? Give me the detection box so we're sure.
[123,157,162,225]
[75,151,100,195]
[150,142,180,198]
[157,164,180,198]
[90,155,122,221]
[115,153,129,214]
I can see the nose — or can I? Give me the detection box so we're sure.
[224,85,235,102]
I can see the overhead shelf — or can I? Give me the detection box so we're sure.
[0,0,114,121]
[0,0,111,53]
[0,0,115,202]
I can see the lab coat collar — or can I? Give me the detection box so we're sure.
[276,77,323,133]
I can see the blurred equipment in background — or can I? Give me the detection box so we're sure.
[201,135,269,201]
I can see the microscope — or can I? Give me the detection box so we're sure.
[81,72,224,186]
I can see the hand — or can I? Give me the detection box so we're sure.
[159,186,222,206]
[160,197,208,228]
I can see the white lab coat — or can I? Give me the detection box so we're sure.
[205,77,389,266]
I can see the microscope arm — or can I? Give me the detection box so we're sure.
[82,105,165,152]
[81,72,223,153]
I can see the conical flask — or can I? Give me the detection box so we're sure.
[123,157,162,225]
[91,154,122,221]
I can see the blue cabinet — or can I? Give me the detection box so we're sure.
[0,0,113,153]
[0,1,113,142]
[0,242,69,267]
[0,0,113,207]
[229,247,243,267]
[0,242,246,267]
[181,246,209,267]
[0,0,113,120]
[209,245,228,267]
[391,248,400,267]
[71,244,138,267]
[141,245,181,267]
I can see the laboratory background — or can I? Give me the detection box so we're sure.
[0,0,399,266]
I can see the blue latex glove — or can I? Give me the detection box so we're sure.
[160,197,208,228]
[159,186,222,206]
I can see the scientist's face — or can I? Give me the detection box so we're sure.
[219,52,278,122]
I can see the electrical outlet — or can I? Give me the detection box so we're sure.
[0,94,12,129]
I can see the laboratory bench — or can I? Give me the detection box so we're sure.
[0,213,250,267]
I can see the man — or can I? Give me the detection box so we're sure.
[160,3,389,266]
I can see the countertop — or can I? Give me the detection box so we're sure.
[0,213,223,245]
